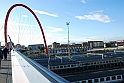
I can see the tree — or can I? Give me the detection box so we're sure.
[29,47,32,50]
[41,47,44,52]
[37,46,44,53]
[37,46,41,51]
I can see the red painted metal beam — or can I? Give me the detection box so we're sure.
[4,4,48,54]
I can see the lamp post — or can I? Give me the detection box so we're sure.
[103,38,105,53]
[66,22,70,59]
[102,38,105,59]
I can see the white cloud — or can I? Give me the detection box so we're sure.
[75,10,112,23]
[8,21,38,27]
[90,10,104,14]
[0,20,4,25]
[0,20,38,27]
[44,32,68,45]
[22,15,28,18]
[33,10,58,17]
[46,26,64,32]
[66,12,75,16]
[81,0,86,3]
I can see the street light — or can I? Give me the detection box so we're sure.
[66,22,70,59]
[102,38,105,59]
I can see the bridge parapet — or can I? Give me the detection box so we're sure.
[11,49,70,83]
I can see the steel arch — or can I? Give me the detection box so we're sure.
[4,4,48,54]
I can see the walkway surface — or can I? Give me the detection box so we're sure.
[0,54,12,83]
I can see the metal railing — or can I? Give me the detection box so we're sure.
[12,49,70,83]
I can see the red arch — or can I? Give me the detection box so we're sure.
[4,4,48,54]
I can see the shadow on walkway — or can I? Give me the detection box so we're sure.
[0,53,12,83]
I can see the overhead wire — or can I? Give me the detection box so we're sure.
[8,8,18,44]
[6,6,44,47]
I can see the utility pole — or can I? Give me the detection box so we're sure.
[102,38,105,59]
[66,22,70,59]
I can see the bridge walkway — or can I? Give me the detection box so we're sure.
[0,53,12,83]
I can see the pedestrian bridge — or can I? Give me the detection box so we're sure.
[0,49,70,83]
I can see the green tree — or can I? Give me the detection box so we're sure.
[37,46,44,53]
[41,47,44,52]
[37,46,41,51]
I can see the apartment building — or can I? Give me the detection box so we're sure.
[82,41,104,50]
[48,42,82,54]
[116,40,124,46]
[28,44,44,50]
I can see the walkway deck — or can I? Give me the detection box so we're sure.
[0,54,12,83]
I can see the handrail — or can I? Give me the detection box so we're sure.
[12,49,70,83]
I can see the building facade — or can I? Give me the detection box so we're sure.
[105,41,117,47]
[82,41,104,50]
[48,42,83,54]
[52,42,60,49]
[116,40,124,46]
[28,44,44,50]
